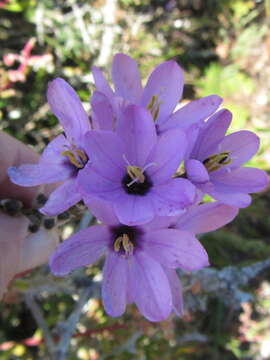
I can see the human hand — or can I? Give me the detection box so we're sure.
[0,131,58,299]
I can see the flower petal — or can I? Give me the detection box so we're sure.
[8,162,72,187]
[116,104,157,166]
[163,268,184,316]
[185,159,209,184]
[142,229,209,271]
[78,166,123,202]
[112,53,143,104]
[131,251,172,322]
[175,202,238,234]
[91,91,114,130]
[114,193,154,225]
[209,190,252,208]
[47,78,90,142]
[84,196,120,225]
[49,225,110,276]
[191,109,232,160]
[40,179,82,216]
[92,66,114,101]
[102,252,128,317]
[157,94,222,133]
[146,129,187,184]
[212,167,268,194]
[40,134,69,164]
[141,60,184,122]
[218,130,260,168]
[151,178,195,216]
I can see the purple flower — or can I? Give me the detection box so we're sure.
[78,104,195,225]
[91,53,222,132]
[50,199,238,321]
[182,109,269,207]
[8,78,91,215]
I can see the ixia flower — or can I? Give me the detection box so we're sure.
[181,109,268,207]
[78,104,195,225]
[8,78,91,215]
[50,199,238,321]
[91,53,222,132]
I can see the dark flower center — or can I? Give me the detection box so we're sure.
[110,225,142,256]
[122,172,153,195]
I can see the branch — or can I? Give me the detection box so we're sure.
[24,292,55,357]
[52,284,97,360]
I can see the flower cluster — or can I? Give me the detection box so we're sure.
[8,54,268,321]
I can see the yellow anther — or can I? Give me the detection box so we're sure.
[147,95,158,111]
[61,148,88,169]
[122,234,134,254]
[114,234,134,255]
[127,165,145,184]
[75,149,88,162]
[114,236,122,252]
[203,152,231,173]
[147,95,161,122]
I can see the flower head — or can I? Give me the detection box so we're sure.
[181,109,269,207]
[8,78,91,215]
[50,198,238,321]
[78,104,195,225]
[91,53,222,134]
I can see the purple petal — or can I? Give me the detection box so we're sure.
[112,53,143,104]
[151,178,195,216]
[92,66,114,101]
[141,215,178,231]
[131,251,172,322]
[116,104,157,166]
[40,134,69,164]
[209,191,252,208]
[191,109,232,160]
[82,130,126,179]
[91,91,114,130]
[185,159,209,184]
[212,167,268,194]
[84,197,119,225]
[49,225,109,275]
[218,130,260,169]
[78,167,122,202]
[142,229,209,271]
[146,129,187,184]
[102,252,128,317]
[141,60,184,122]
[163,268,184,316]
[40,179,82,216]
[47,78,90,142]
[8,162,72,187]
[175,202,238,234]
[114,193,154,225]
[158,95,223,133]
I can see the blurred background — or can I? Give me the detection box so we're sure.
[1,0,270,359]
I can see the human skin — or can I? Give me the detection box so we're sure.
[0,131,58,298]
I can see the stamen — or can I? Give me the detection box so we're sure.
[203,151,232,172]
[114,233,134,256]
[61,148,88,169]
[147,95,162,121]
[75,149,88,162]
[127,166,145,184]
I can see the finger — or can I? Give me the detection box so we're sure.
[0,131,39,206]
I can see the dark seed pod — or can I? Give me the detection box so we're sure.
[28,214,42,226]
[28,223,40,233]
[57,212,70,221]
[43,218,55,229]
[2,199,23,216]
[36,194,48,206]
